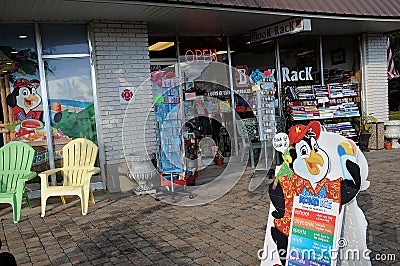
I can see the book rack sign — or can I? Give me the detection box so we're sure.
[287,195,343,266]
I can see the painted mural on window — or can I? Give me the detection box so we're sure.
[45,58,97,144]
[0,46,42,80]
[1,51,96,171]
[0,46,69,145]
[0,24,97,171]
[1,47,96,145]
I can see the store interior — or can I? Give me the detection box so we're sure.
[149,33,361,188]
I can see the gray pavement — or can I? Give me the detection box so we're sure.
[1,149,399,265]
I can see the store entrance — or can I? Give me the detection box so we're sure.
[180,80,233,185]
[183,80,232,156]
[183,117,229,185]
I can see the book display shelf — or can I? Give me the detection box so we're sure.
[286,82,360,139]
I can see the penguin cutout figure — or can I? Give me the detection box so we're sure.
[318,132,371,266]
[260,121,370,266]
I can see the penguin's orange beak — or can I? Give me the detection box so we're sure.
[24,94,39,108]
[305,150,324,175]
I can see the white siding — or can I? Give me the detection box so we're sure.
[364,33,389,121]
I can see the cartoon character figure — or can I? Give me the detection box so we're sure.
[6,78,43,121]
[268,121,362,265]
[6,78,62,123]
[318,131,371,266]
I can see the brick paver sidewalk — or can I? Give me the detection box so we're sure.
[1,149,399,265]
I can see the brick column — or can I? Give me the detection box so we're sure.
[89,20,155,192]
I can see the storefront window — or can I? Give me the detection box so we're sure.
[278,35,321,86]
[322,35,358,84]
[0,23,98,176]
[178,36,232,157]
[230,36,276,117]
[40,24,89,55]
[0,24,52,170]
[41,24,97,168]
[44,57,97,167]
[281,35,361,143]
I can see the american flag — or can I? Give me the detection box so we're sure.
[387,36,399,80]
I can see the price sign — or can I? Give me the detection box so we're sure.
[287,196,343,266]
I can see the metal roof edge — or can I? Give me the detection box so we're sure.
[68,0,400,21]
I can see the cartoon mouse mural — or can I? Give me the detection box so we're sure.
[263,121,366,266]
[6,78,61,123]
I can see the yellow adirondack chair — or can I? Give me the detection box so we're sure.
[39,138,100,217]
[0,141,37,223]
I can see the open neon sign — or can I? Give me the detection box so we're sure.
[184,49,218,64]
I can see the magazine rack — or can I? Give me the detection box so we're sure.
[152,72,197,202]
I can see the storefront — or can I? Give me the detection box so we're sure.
[1,1,399,192]
[0,23,105,191]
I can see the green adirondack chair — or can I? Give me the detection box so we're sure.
[0,141,37,223]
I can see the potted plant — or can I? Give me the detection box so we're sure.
[354,112,378,152]
[214,149,224,166]
[385,139,392,150]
